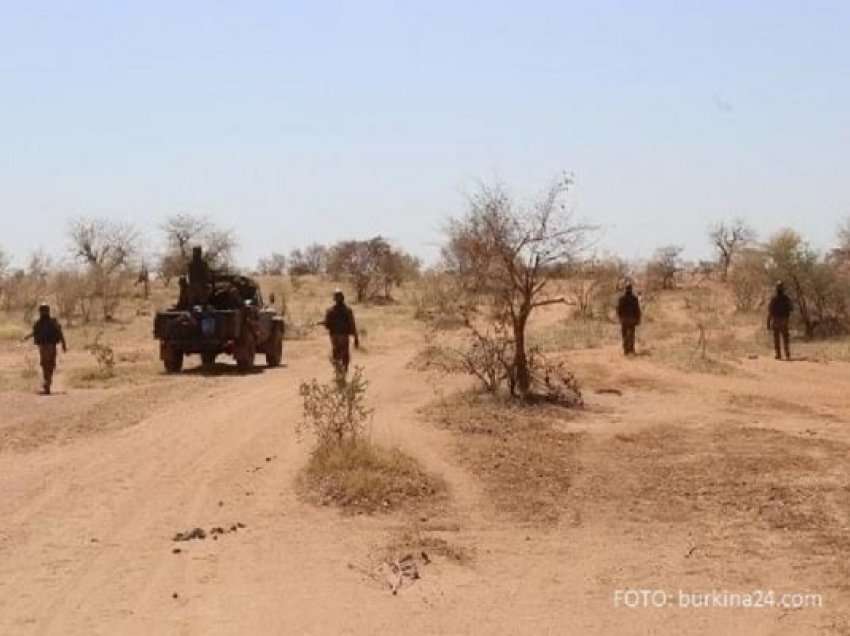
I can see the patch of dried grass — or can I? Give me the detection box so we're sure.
[421,391,582,524]
[297,440,447,515]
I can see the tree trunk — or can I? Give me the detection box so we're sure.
[720,255,730,282]
[512,312,530,397]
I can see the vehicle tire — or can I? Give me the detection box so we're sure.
[163,345,184,373]
[235,331,256,373]
[265,327,283,368]
[201,351,216,371]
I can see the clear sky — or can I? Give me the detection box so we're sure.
[2,1,849,268]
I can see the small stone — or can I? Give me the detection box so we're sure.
[172,548,182,554]
[173,593,179,599]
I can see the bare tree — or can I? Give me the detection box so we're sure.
[161,213,211,260]
[159,213,237,283]
[647,245,684,290]
[257,252,287,275]
[325,237,418,302]
[564,256,628,320]
[204,228,238,267]
[709,219,756,281]
[326,238,389,302]
[444,175,595,398]
[69,218,138,274]
[68,217,140,320]
[289,243,328,276]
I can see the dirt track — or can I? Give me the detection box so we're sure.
[2,324,849,635]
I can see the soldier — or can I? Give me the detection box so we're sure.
[23,303,67,395]
[187,246,211,306]
[767,282,793,360]
[320,290,359,374]
[616,282,642,356]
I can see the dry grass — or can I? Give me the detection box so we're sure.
[421,391,583,524]
[66,360,162,389]
[725,392,821,417]
[297,440,447,515]
[648,342,742,376]
[580,423,850,572]
[531,318,618,352]
[0,323,27,341]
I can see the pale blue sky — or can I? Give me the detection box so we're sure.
[2,1,848,267]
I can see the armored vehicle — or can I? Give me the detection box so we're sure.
[153,259,284,373]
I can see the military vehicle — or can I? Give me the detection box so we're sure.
[153,266,284,374]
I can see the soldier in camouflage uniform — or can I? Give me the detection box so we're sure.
[24,303,67,394]
[767,282,793,360]
[320,290,359,374]
[187,246,211,306]
[616,283,642,355]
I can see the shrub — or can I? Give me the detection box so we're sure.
[296,367,445,514]
[765,229,850,338]
[564,257,627,320]
[297,367,373,446]
[84,332,116,379]
[411,271,466,329]
[729,248,769,312]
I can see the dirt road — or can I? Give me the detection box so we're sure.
[1,329,847,635]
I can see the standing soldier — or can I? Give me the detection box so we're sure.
[321,290,359,374]
[617,282,642,356]
[187,246,211,306]
[24,303,67,394]
[767,282,793,360]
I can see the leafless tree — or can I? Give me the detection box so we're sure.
[444,175,595,398]
[647,245,684,290]
[709,219,756,281]
[158,213,237,283]
[564,256,628,320]
[68,217,140,320]
[289,243,328,276]
[161,213,211,260]
[69,218,138,274]
[257,252,287,276]
[326,237,419,302]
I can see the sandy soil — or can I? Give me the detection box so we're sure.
[1,303,849,635]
